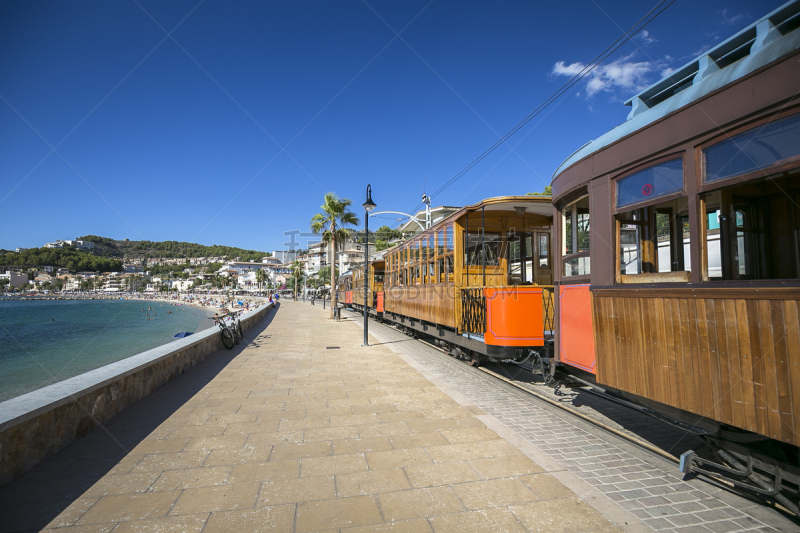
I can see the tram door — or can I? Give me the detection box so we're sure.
[507,231,551,285]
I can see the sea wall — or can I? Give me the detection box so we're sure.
[0,302,275,487]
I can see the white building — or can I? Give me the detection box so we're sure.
[304,241,328,276]
[168,279,194,292]
[271,250,297,263]
[337,241,376,275]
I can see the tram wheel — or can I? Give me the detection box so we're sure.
[466,353,483,367]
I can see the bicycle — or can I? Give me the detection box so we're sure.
[210,313,237,350]
[229,310,244,344]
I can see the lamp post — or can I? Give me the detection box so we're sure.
[362,184,376,347]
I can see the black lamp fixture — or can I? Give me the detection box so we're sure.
[362,184,376,346]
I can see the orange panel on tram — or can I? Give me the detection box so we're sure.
[483,287,544,347]
[558,284,595,374]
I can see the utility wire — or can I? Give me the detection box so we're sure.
[394,0,677,227]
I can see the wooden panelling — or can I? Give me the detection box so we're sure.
[593,292,800,446]
[385,284,457,328]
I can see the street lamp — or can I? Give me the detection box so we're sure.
[362,184,376,347]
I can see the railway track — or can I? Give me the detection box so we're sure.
[338,309,799,526]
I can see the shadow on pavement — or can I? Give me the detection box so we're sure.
[0,305,280,533]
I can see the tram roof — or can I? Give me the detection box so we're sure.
[551,0,800,181]
[402,195,552,240]
[451,195,552,218]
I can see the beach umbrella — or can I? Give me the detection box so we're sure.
[173,332,193,338]
[237,301,244,305]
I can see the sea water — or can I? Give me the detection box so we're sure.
[0,298,214,402]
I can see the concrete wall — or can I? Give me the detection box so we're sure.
[0,302,275,487]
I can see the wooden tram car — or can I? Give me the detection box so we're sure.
[338,1,800,513]
[338,196,556,365]
[551,2,800,512]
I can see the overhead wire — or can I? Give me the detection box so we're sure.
[393,0,677,227]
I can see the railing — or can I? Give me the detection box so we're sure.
[460,288,486,335]
[541,286,555,340]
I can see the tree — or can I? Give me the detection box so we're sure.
[290,260,303,301]
[317,265,339,288]
[255,268,267,294]
[526,186,552,196]
[310,192,360,318]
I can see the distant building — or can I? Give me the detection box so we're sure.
[337,240,376,274]
[0,271,28,288]
[123,264,144,274]
[44,241,64,249]
[42,266,55,273]
[271,250,298,263]
[15,248,27,253]
[168,279,194,292]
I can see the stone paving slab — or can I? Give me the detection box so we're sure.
[342,309,796,533]
[0,301,625,532]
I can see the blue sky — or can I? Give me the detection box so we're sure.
[1,0,783,254]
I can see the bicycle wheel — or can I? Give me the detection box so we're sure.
[221,327,235,349]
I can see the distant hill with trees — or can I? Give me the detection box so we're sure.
[77,235,270,261]
[0,248,122,273]
[0,236,269,273]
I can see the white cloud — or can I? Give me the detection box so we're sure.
[718,8,746,25]
[552,53,669,97]
[552,61,586,77]
[660,67,677,78]
[636,30,657,45]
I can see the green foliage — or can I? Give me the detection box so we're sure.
[80,235,269,261]
[121,240,268,261]
[526,186,552,196]
[204,262,223,273]
[0,248,122,273]
[317,265,339,284]
[310,192,360,311]
[77,235,118,247]
[375,225,402,242]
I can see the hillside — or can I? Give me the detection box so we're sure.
[0,237,270,273]
[77,236,269,262]
[0,248,122,273]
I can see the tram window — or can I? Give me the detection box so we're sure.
[445,226,454,252]
[561,196,590,277]
[704,112,800,183]
[538,234,549,268]
[437,230,444,255]
[617,197,690,281]
[702,172,800,281]
[464,234,501,266]
[507,232,536,285]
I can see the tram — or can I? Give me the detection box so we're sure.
[339,196,555,366]
[337,0,800,513]
[551,1,800,513]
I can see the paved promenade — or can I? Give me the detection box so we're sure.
[0,299,625,533]
[0,300,794,532]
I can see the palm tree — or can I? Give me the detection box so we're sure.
[255,268,267,294]
[291,260,303,301]
[310,192,360,318]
